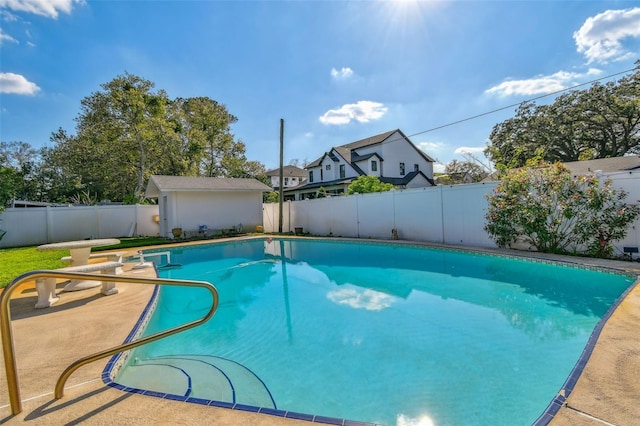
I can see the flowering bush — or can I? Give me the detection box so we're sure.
[484,161,640,257]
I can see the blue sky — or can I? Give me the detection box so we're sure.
[1,1,639,173]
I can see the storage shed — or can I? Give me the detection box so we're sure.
[145,175,272,238]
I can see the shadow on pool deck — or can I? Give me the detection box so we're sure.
[1,238,639,425]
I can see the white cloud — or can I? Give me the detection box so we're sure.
[331,67,354,80]
[327,286,397,311]
[417,140,445,154]
[484,69,603,97]
[454,146,485,155]
[319,100,388,125]
[0,72,40,94]
[1,10,19,21]
[574,7,640,64]
[0,0,84,19]
[0,28,18,45]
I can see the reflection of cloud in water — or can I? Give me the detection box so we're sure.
[327,285,398,311]
[397,413,435,426]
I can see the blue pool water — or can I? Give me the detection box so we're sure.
[115,239,635,425]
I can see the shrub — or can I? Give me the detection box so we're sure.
[347,175,394,195]
[484,161,640,257]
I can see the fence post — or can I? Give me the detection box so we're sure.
[46,206,53,243]
[440,185,445,244]
[135,204,140,237]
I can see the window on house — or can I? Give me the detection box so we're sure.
[400,162,405,176]
[371,160,377,171]
[284,177,289,186]
[339,164,346,178]
[326,164,331,170]
[309,170,314,183]
[414,164,419,172]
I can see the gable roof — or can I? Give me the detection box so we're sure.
[145,175,272,198]
[307,129,435,169]
[342,129,397,150]
[380,171,435,186]
[265,165,306,177]
[351,152,383,162]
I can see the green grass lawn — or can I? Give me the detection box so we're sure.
[0,235,256,289]
[0,237,175,289]
[0,247,67,289]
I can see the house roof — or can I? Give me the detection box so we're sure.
[481,156,640,183]
[145,175,272,198]
[342,129,397,150]
[563,156,640,176]
[284,170,435,193]
[10,200,70,208]
[351,152,383,162]
[265,165,306,177]
[283,178,353,192]
[380,171,435,186]
[307,129,436,169]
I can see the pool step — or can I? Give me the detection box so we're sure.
[175,354,276,408]
[117,362,191,397]
[116,354,276,409]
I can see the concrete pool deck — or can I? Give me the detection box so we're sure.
[1,238,639,425]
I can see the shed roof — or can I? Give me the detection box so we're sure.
[563,155,640,176]
[145,175,272,198]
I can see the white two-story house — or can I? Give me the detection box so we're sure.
[286,129,436,200]
[265,165,306,191]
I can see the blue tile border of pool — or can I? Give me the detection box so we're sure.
[101,237,640,426]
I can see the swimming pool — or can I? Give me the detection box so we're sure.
[110,238,635,425]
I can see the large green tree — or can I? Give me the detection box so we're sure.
[443,159,489,184]
[0,167,19,211]
[47,73,265,203]
[0,141,41,204]
[486,62,640,170]
[48,74,173,202]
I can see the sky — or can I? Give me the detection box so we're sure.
[1,1,639,173]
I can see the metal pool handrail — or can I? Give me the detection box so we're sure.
[1,269,219,415]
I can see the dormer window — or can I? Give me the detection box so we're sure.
[326,165,331,170]
[414,164,419,172]
[400,162,405,176]
[340,164,346,178]
[309,170,314,183]
[371,160,378,172]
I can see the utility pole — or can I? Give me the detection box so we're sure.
[278,118,284,233]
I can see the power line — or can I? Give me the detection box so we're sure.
[407,67,636,139]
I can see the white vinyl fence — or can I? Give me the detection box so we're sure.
[263,171,640,257]
[0,204,160,248]
[1,171,638,256]
[263,183,498,247]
